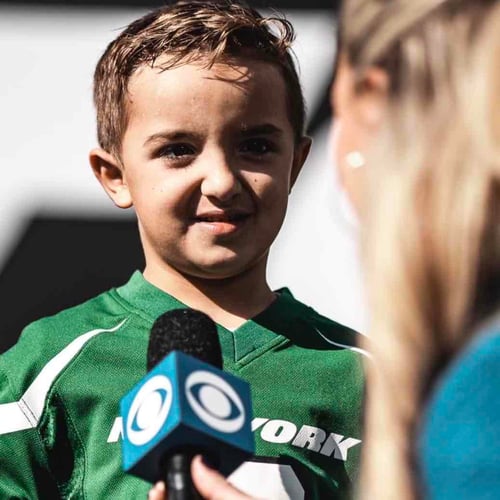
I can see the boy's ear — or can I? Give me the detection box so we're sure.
[89,148,133,209]
[290,136,312,189]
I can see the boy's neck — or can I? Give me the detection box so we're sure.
[142,258,276,331]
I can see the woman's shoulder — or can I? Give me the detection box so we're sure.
[422,312,500,435]
[418,313,500,499]
[440,315,500,389]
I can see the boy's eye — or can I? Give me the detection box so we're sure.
[240,138,275,156]
[157,143,196,159]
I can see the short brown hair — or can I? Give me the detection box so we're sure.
[93,0,305,159]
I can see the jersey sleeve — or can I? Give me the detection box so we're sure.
[0,361,60,498]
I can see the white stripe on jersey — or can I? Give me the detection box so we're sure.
[0,319,128,435]
[313,328,372,360]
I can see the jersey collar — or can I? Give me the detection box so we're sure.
[115,271,306,365]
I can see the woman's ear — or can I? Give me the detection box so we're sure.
[89,148,133,209]
[330,54,389,215]
[290,136,312,189]
[332,54,389,130]
[353,65,389,128]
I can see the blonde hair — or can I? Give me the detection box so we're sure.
[339,0,500,497]
[93,0,305,160]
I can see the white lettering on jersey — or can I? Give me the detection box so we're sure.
[260,419,297,444]
[251,417,269,431]
[107,416,124,443]
[0,319,128,436]
[319,433,362,461]
[107,416,361,461]
[256,420,361,462]
[291,425,327,452]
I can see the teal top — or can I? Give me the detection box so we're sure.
[419,317,500,499]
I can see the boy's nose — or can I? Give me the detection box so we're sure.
[200,155,242,202]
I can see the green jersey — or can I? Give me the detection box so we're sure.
[0,272,365,499]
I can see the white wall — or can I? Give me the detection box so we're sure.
[0,5,367,333]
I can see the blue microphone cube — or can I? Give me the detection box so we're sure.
[120,351,255,483]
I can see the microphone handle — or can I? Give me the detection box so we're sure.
[163,449,202,500]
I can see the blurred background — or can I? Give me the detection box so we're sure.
[0,0,367,353]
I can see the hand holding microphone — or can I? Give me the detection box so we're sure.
[148,456,255,500]
[120,309,255,500]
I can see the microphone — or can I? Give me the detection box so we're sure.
[120,309,254,499]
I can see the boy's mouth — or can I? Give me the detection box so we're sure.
[194,210,250,222]
[194,212,249,223]
[192,210,251,235]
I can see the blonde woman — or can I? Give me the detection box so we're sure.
[151,0,500,498]
[332,0,500,498]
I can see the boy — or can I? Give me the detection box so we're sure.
[0,2,364,498]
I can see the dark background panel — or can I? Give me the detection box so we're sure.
[0,217,144,353]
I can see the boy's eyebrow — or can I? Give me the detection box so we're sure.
[144,125,283,146]
[143,131,200,147]
[240,124,283,137]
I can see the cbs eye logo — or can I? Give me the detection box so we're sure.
[126,375,173,445]
[185,371,245,433]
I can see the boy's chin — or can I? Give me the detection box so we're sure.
[189,262,254,281]
[179,254,264,281]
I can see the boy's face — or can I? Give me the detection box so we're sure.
[92,58,310,280]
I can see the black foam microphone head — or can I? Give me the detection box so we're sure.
[146,308,222,371]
